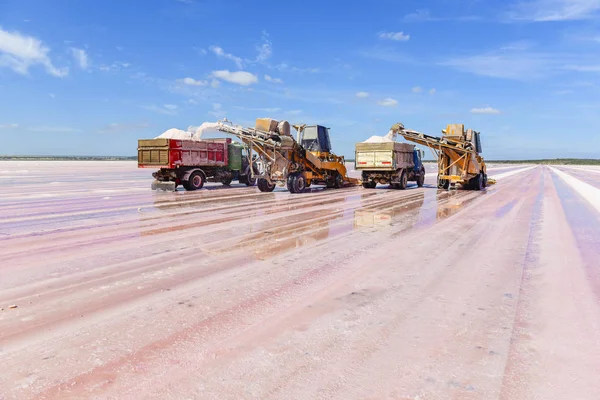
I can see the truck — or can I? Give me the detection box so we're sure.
[137,137,259,191]
[394,123,495,190]
[215,118,360,193]
[355,141,425,189]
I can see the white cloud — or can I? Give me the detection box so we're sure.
[0,26,68,77]
[209,102,226,118]
[403,9,480,22]
[212,70,258,86]
[211,79,220,88]
[164,104,178,110]
[471,107,501,114]
[209,46,243,68]
[356,91,369,98]
[142,105,178,116]
[264,74,283,84]
[98,122,150,134]
[187,99,199,105]
[275,63,320,73]
[508,0,600,21]
[378,98,398,107]
[98,62,130,72]
[179,77,207,86]
[379,31,410,41]
[429,88,436,95]
[70,48,89,70]
[26,126,81,132]
[412,86,422,93]
[0,123,18,129]
[256,31,272,62]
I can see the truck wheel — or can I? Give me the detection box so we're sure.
[186,171,205,190]
[417,173,425,188]
[482,173,488,188]
[258,178,276,192]
[362,181,375,189]
[398,171,408,190]
[221,178,232,186]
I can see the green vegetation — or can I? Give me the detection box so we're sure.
[0,155,137,161]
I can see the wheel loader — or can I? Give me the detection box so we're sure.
[216,118,360,193]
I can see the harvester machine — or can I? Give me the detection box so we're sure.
[391,123,496,190]
[216,118,360,193]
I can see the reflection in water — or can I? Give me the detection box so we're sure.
[354,192,425,229]
[435,190,481,220]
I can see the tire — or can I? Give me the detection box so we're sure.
[257,178,276,192]
[472,173,483,191]
[286,174,295,192]
[292,173,306,193]
[398,171,408,190]
[362,181,376,189]
[334,173,343,189]
[437,176,450,190]
[417,172,425,188]
[221,178,232,186]
[482,173,488,188]
[245,175,257,186]
[186,170,205,191]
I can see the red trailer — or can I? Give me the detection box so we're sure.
[138,137,256,191]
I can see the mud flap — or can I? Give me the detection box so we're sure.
[151,180,177,191]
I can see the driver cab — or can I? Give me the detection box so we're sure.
[298,125,332,153]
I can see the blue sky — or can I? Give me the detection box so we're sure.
[1,0,599,159]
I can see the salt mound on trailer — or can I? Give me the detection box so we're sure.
[155,128,195,140]
[362,129,396,143]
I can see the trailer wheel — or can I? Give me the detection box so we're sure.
[186,170,205,190]
[257,178,276,192]
[398,171,408,190]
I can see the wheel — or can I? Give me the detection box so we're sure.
[292,173,306,193]
[437,176,450,190]
[186,170,205,190]
[334,173,343,189]
[473,173,483,191]
[286,174,295,192]
[417,172,425,188]
[245,175,257,186]
[221,177,232,186]
[398,171,408,190]
[482,173,488,188]
[362,181,376,189]
[257,178,276,192]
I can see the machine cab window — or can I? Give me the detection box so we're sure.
[300,125,332,153]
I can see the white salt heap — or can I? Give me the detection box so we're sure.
[154,121,222,141]
[363,129,396,143]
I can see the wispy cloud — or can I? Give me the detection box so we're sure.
[403,8,481,22]
[357,48,414,63]
[164,104,177,111]
[178,77,207,86]
[0,123,18,129]
[471,107,501,114]
[378,98,398,107]
[379,31,410,41]
[0,26,68,77]
[507,0,600,21]
[98,122,150,134]
[275,63,319,73]
[27,126,81,132]
[264,74,283,84]
[412,86,422,93]
[255,31,272,62]
[356,91,369,98]
[142,105,178,116]
[70,48,89,70]
[98,62,130,72]
[429,88,436,95]
[235,106,282,113]
[209,46,243,69]
[212,70,258,86]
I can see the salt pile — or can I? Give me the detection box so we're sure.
[154,121,222,141]
[362,129,396,143]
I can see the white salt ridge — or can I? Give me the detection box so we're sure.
[362,129,396,143]
[154,121,222,141]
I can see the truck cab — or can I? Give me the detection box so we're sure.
[297,125,332,154]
